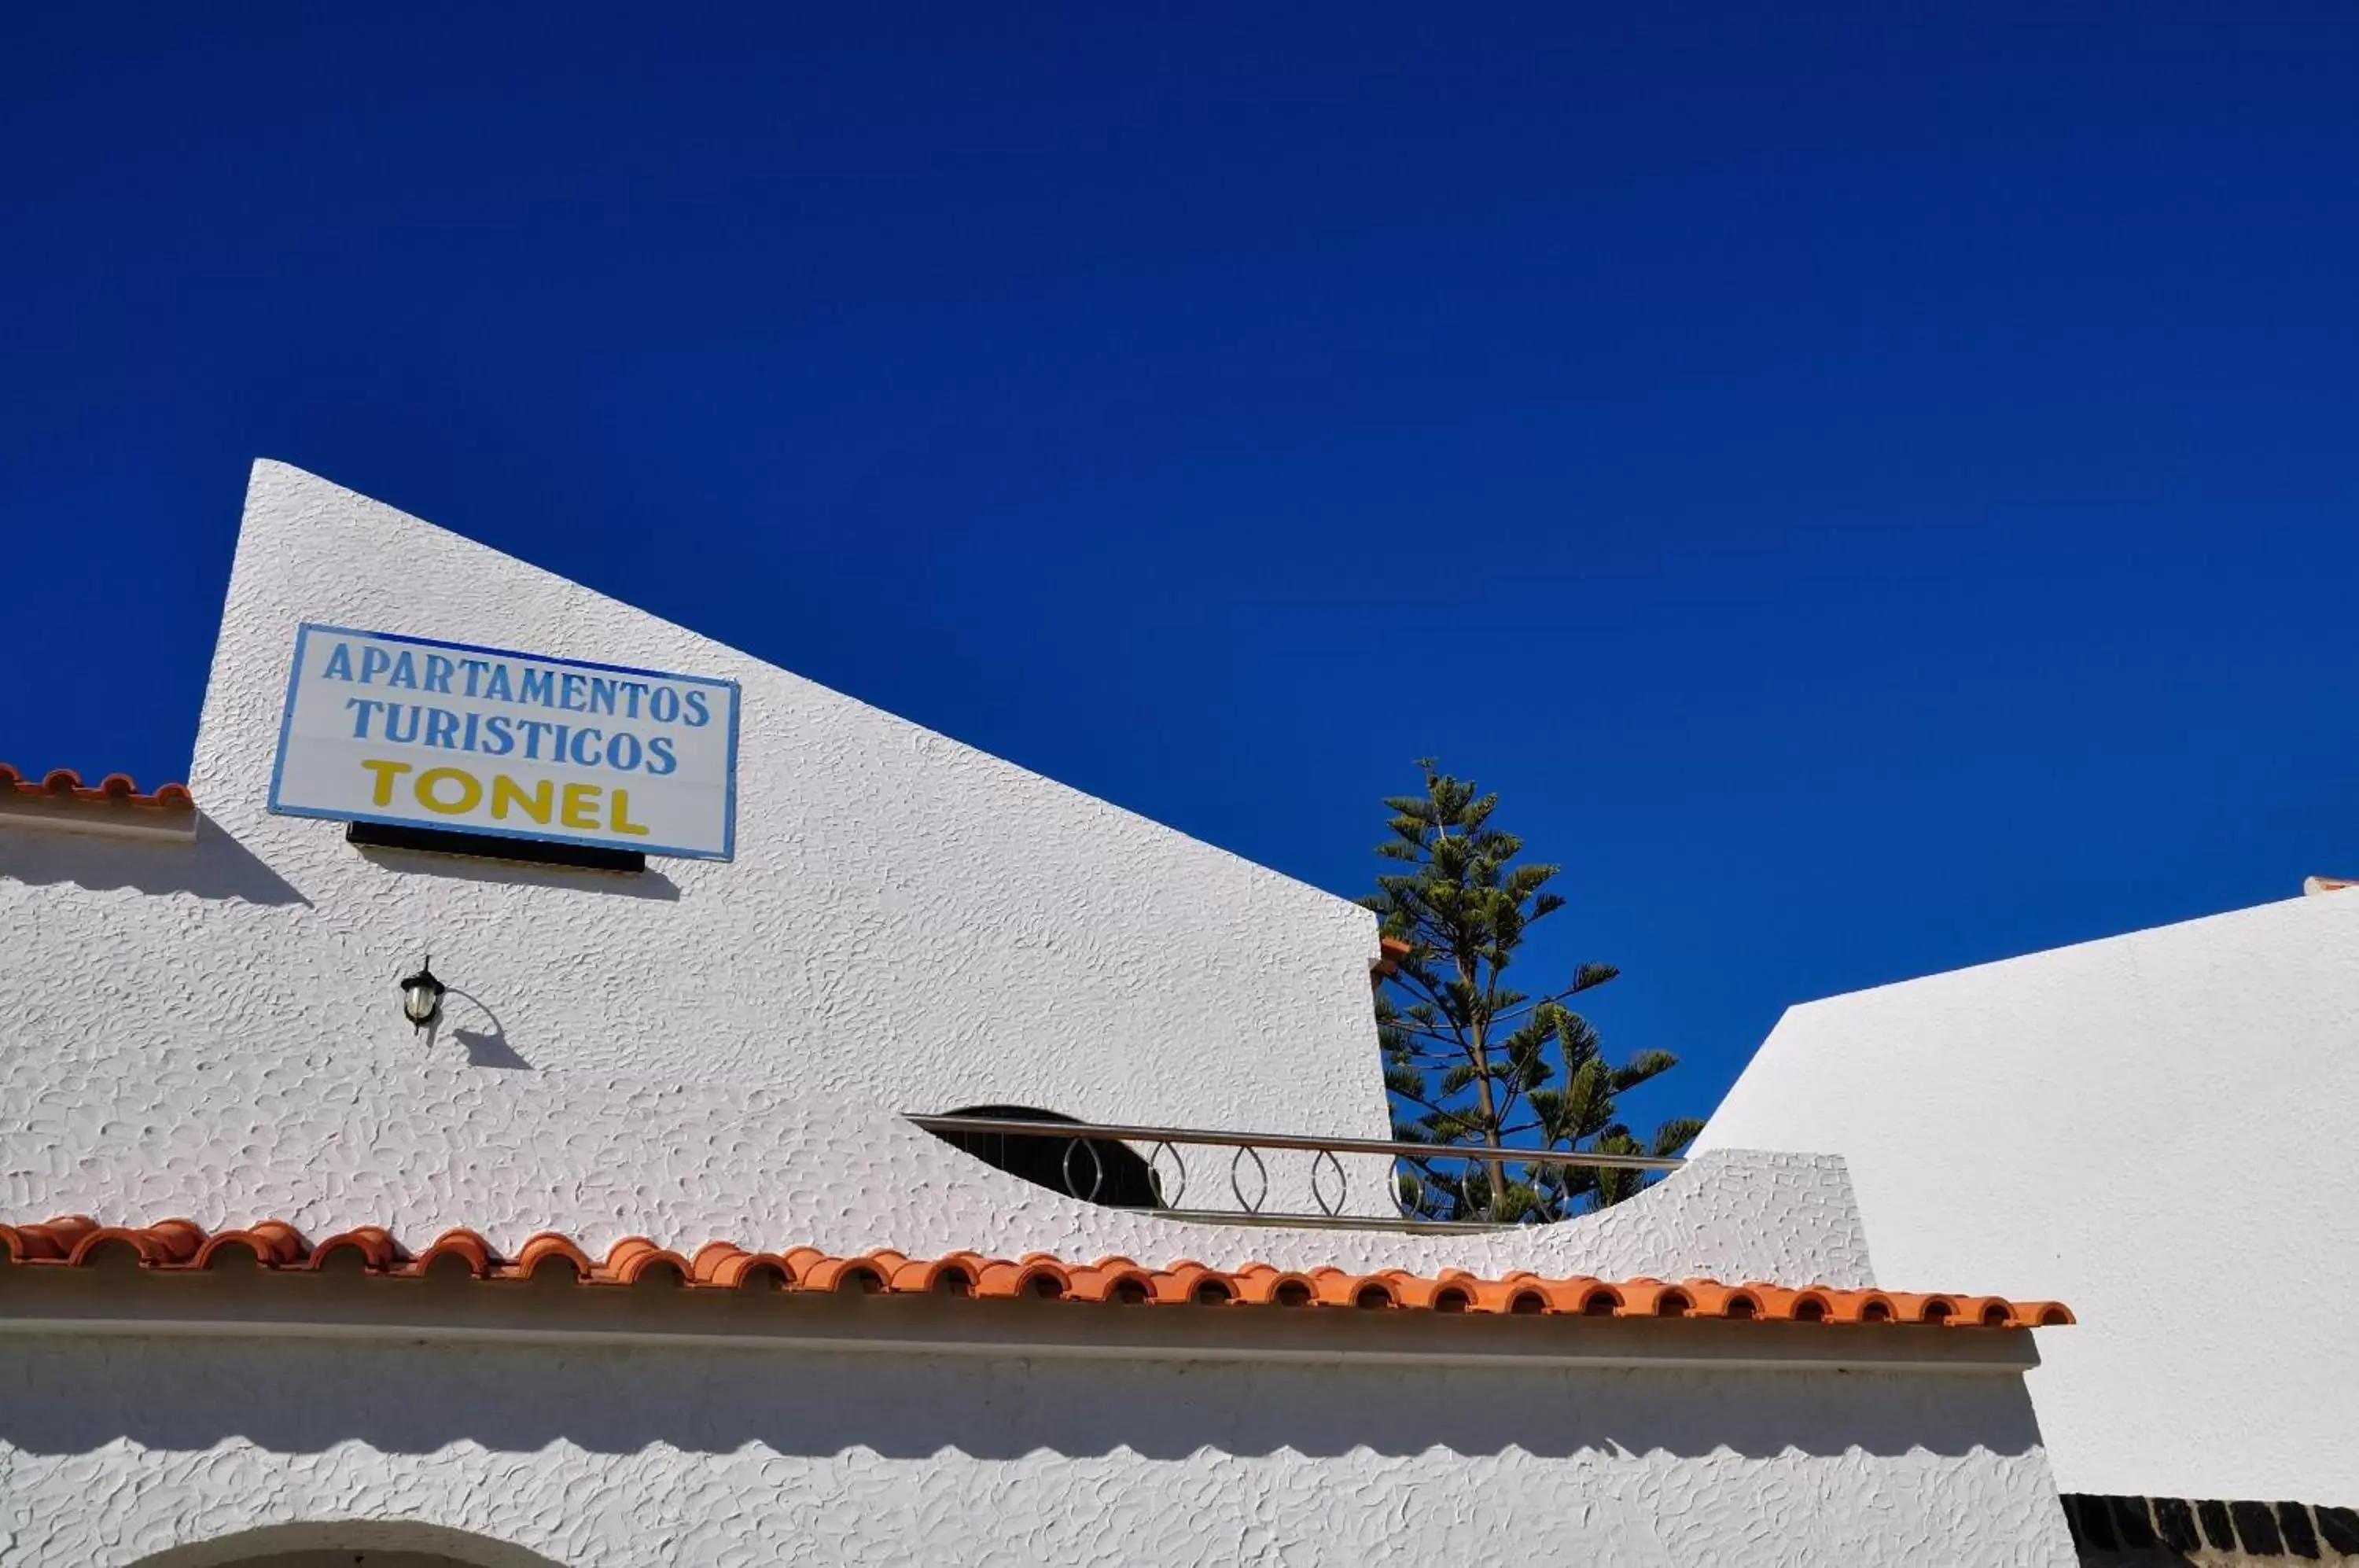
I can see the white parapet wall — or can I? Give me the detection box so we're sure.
[0,1025,1875,1287]
[1695,886,2359,1505]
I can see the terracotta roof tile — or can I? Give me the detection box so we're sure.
[0,764,193,810]
[0,1217,2074,1327]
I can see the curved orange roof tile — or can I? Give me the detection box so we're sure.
[1,1216,98,1262]
[0,763,193,809]
[690,1241,797,1289]
[1069,1261,1157,1305]
[603,1236,694,1286]
[801,1250,901,1294]
[70,1219,204,1268]
[0,1216,2074,1327]
[313,1227,404,1272]
[193,1222,307,1270]
[415,1228,497,1277]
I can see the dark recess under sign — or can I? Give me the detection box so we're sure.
[346,819,647,874]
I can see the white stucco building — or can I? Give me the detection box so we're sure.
[1698,883,2359,1562]
[0,461,2079,1566]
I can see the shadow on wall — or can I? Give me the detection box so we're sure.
[0,1331,2048,1465]
[0,815,308,906]
[443,988,532,1071]
[2062,1491,2359,1566]
[354,845,680,902]
[0,816,687,907]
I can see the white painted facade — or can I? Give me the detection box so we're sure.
[2,1334,2068,1568]
[1698,887,2359,1507]
[0,462,2077,1566]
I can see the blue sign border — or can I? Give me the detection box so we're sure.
[267,621,741,862]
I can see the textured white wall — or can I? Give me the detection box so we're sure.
[0,1029,1871,1285]
[0,1333,2077,1568]
[9,457,1387,1133]
[1695,888,2359,1504]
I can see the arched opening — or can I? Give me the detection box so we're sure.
[186,1556,474,1567]
[123,1521,564,1568]
[922,1105,1165,1209]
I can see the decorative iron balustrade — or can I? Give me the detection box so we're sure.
[907,1112,1686,1234]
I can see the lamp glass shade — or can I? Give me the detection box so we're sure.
[399,964,445,1027]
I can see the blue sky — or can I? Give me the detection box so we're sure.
[6,6,2356,1134]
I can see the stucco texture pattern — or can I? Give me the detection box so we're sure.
[0,1334,2076,1567]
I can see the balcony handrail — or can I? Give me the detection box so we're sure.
[905,1113,1687,1172]
[907,1111,1688,1232]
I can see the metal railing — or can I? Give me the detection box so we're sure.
[907,1112,1686,1234]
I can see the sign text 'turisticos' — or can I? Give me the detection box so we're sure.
[269,624,740,860]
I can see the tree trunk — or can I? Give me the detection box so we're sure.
[1461,954,1508,1219]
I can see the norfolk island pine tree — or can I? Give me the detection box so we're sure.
[1365,761,1704,1222]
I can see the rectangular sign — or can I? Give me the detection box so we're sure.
[269,624,739,860]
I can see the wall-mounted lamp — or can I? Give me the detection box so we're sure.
[399,955,446,1035]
